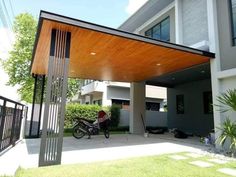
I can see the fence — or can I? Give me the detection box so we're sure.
[0,96,27,153]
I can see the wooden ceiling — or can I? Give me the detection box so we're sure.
[31,11,214,82]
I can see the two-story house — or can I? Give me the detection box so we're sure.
[117,0,236,137]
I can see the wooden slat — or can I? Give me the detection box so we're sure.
[31,19,211,82]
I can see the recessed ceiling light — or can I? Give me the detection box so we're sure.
[156,63,161,66]
[90,52,96,55]
[201,70,205,73]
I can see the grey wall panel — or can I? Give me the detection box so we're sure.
[182,0,209,45]
[167,79,214,136]
[216,0,236,70]
[119,0,174,32]
[119,109,167,127]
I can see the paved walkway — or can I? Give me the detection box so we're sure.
[0,134,213,176]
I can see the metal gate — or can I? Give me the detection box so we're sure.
[0,96,27,153]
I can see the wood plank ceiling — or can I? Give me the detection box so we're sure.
[31,13,214,82]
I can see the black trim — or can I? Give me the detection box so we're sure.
[0,96,25,106]
[29,75,38,136]
[30,10,215,74]
[229,0,236,46]
[37,75,45,137]
[145,81,174,88]
[50,29,56,56]
[65,32,71,58]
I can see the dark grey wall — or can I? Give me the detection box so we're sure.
[167,79,214,136]
[216,0,236,70]
[182,0,209,46]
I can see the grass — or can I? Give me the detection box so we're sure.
[15,153,236,177]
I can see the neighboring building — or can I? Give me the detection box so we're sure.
[117,0,236,137]
[79,80,167,111]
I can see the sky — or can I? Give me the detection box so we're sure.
[0,0,148,101]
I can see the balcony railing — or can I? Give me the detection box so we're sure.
[0,96,27,153]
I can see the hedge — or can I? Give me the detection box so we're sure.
[65,104,101,128]
[65,103,121,129]
[110,104,120,127]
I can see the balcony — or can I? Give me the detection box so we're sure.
[81,81,105,95]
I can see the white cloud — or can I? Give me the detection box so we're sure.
[125,0,148,15]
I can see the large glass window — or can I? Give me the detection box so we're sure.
[145,17,170,42]
[230,0,236,45]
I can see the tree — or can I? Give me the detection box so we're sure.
[3,13,81,103]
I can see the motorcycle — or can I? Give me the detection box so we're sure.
[72,116,110,139]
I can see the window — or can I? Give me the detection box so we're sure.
[145,17,170,42]
[146,102,160,111]
[203,92,213,114]
[112,99,130,110]
[230,0,236,45]
[93,100,102,106]
[176,95,184,114]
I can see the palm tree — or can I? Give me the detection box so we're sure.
[217,89,236,112]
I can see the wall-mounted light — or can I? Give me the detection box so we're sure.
[201,70,205,74]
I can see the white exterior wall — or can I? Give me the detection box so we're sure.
[80,81,166,107]
[119,109,167,127]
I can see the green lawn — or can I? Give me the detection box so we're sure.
[15,153,236,177]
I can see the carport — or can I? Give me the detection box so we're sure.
[30,11,215,166]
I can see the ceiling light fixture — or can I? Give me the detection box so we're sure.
[90,52,96,55]
[156,63,161,66]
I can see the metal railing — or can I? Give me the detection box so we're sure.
[0,96,27,153]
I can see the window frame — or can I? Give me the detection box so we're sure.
[203,91,213,114]
[229,0,236,46]
[176,94,184,114]
[145,16,170,42]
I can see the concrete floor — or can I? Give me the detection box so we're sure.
[0,133,214,176]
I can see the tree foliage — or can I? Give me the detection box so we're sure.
[3,13,81,103]
[3,13,36,102]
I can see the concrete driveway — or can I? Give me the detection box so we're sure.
[0,133,213,176]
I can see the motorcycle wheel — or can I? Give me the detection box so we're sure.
[104,129,110,139]
[72,124,86,139]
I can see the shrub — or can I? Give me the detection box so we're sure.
[109,104,120,127]
[65,103,101,128]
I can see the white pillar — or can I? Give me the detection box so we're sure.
[207,0,222,149]
[130,82,146,134]
[175,0,183,44]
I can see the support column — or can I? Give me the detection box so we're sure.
[39,29,71,166]
[207,0,222,149]
[28,75,45,138]
[175,0,183,44]
[129,82,146,134]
